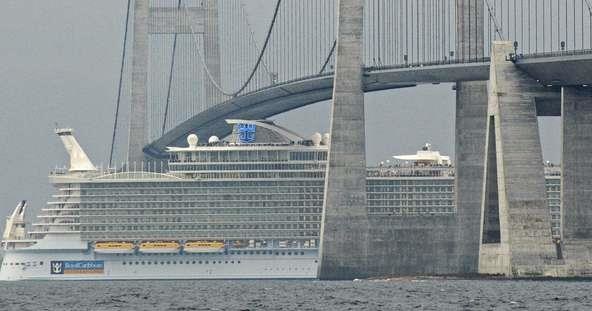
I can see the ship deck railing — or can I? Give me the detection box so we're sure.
[367,166,455,178]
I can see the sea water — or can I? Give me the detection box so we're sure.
[0,278,590,310]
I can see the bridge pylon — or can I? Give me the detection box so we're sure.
[479,41,559,277]
[128,0,221,165]
[560,87,592,276]
[454,0,488,274]
[318,0,370,280]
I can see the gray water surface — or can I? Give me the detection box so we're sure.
[0,278,590,311]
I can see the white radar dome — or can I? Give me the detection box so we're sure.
[311,132,322,146]
[187,134,199,148]
[321,133,331,146]
[208,136,220,144]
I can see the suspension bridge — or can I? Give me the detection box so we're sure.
[108,0,592,279]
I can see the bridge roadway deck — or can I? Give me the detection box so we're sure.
[144,51,592,158]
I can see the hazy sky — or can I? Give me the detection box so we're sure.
[0,1,560,225]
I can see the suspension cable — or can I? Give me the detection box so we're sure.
[484,0,504,40]
[109,0,132,167]
[182,0,282,97]
[319,40,336,73]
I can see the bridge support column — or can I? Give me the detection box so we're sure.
[204,0,221,105]
[454,0,487,274]
[455,81,488,274]
[478,41,558,277]
[560,87,592,275]
[318,0,369,280]
[128,0,150,165]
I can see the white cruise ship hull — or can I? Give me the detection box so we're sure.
[0,239,319,281]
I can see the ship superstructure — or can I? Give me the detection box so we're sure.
[0,120,562,280]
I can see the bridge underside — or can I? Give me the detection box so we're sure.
[145,53,592,158]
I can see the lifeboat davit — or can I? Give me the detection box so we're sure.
[138,241,180,254]
[94,242,135,254]
[183,241,225,253]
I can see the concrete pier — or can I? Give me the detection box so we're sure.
[318,0,369,280]
[561,87,592,240]
[560,87,592,275]
[128,0,150,165]
[455,0,488,274]
[479,42,557,277]
[455,82,488,273]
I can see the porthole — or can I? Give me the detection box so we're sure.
[186,261,190,264]
[205,261,209,264]
[122,262,127,265]
[141,261,145,265]
[199,261,203,264]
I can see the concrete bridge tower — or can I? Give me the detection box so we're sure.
[127,0,221,165]
[128,0,150,165]
[454,0,488,274]
[479,41,558,277]
[318,0,369,280]
[560,87,592,275]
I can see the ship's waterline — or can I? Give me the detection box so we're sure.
[0,120,560,281]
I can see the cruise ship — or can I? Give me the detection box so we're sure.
[0,120,561,280]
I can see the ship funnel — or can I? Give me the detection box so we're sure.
[3,201,27,241]
[55,128,97,172]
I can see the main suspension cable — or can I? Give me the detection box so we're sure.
[109,0,132,167]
